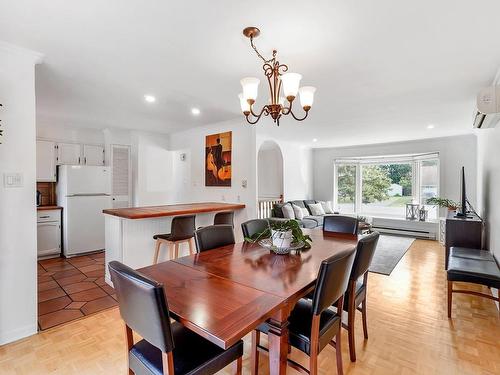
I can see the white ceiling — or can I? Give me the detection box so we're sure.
[1,0,500,146]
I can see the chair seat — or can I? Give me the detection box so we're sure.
[448,250,500,289]
[129,321,243,375]
[153,233,193,241]
[257,299,341,355]
[449,247,495,261]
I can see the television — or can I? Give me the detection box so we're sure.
[454,166,467,218]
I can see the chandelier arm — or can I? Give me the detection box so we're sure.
[289,108,309,121]
[246,106,269,125]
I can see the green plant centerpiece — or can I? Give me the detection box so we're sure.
[245,219,312,254]
[426,197,459,210]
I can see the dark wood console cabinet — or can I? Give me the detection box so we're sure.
[445,211,483,269]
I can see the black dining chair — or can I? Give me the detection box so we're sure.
[241,219,269,239]
[214,211,235,227]
[194,225,235,253]
[323,215,359,235]
[108,261,243,375]
[153,215,196,263]
[251,248,357,375]
[342,232,379,362]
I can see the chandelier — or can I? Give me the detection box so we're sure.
[238,27,316,126]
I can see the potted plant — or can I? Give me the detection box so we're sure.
[426,197,459,211]
[245,219,312,251]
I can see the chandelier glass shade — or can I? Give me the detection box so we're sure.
[239,27,316,126]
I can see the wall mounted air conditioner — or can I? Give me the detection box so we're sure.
[474,83,500,129]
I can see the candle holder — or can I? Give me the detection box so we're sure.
[406,203,420,220]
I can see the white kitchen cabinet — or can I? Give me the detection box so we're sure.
[83,144,105,165]
[36,140,57,182]
[57,142,82,165]
[37,209,61,258]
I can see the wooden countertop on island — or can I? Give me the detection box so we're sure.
[103,202,246,219]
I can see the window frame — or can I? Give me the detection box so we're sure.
[333,153,440,218]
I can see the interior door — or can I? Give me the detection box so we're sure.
[110,145,131,208]
[57,143,81,165]
[83,144,105,166]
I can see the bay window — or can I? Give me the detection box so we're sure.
[333,153,439,219]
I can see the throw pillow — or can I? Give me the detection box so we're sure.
[292,204,304,219]
[308,203,326,216]
[320,201,334,214]
[282,204,295,219]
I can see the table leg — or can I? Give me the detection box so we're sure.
[267,316,290,375]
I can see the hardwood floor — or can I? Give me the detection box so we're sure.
[1,240,499,374]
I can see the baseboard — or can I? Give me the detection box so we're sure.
[492,288,499,311]
[0,324,37,346]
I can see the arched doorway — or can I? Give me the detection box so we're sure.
[257,140,284,218]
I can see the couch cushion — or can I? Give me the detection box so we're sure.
[308,203,326,216]
[282,203,295,219]
[304,215,324,227]
[272,202,287,218]
[303,200,316,214]
[300,219,318,229]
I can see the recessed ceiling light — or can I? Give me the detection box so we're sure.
[312,138,318,142]
[144,95,156,103]
[427,124,435,129]
[191,107,201,115]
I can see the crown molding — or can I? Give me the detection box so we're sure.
[0,41,44,65]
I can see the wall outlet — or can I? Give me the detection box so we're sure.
[3,173,23,188]
[237,195,241,202]
[241,179,247,188]
[221,195,226,201]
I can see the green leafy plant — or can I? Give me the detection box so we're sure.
[245,219,312,249]
[426,197,459,210]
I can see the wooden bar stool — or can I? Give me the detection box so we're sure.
[152,214,195,264]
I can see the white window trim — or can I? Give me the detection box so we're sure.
[333,153,440,217]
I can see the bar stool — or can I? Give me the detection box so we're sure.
[214,211,234,227]
[152,214,195,264]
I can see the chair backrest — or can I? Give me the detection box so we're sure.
[311,248,356,315]
[214,211,234,227]
[350,232,380,281]
[194,225,235,252]
[241,219,269,239]
[170,214,196,241]
[323,215,359,235]
[108,261,174,353]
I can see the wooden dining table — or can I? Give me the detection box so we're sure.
[138,229,358,375]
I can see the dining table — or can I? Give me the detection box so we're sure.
[138,229,358,375]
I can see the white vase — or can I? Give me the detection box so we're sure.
[271,229,293,249]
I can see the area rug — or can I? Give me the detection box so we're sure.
[369,234,415,275]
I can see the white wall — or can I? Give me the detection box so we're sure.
[169,118,257,234]
[313,134,478,213]
[257,145,283,199]
[477,128,500,261]
[256,129,313,201]
[0,42,42,344]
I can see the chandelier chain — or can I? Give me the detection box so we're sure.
[250,36,275,64]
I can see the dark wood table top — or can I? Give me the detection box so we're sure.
[103,202,246,219]
[139,230,357,350]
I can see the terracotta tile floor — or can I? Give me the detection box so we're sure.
[37,252,117,330]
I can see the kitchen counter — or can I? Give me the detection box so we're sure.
[103,202,248,284]
[103,202,246,219]
[37,205,62,211]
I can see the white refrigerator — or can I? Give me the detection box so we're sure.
[57,165,112,257]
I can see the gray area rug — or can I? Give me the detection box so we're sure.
[369,235,415,275]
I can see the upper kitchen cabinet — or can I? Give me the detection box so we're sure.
[83,144,105,165]
[57,142,82,165]
[36,140,57,182]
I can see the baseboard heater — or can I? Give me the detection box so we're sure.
[372,225,436,239]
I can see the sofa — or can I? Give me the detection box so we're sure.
[271,200,336,229]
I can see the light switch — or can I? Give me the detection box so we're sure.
[3,173,24,188]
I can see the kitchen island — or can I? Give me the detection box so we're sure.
[103,202,246,284]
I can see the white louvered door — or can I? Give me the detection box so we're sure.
[110,145,131,208]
